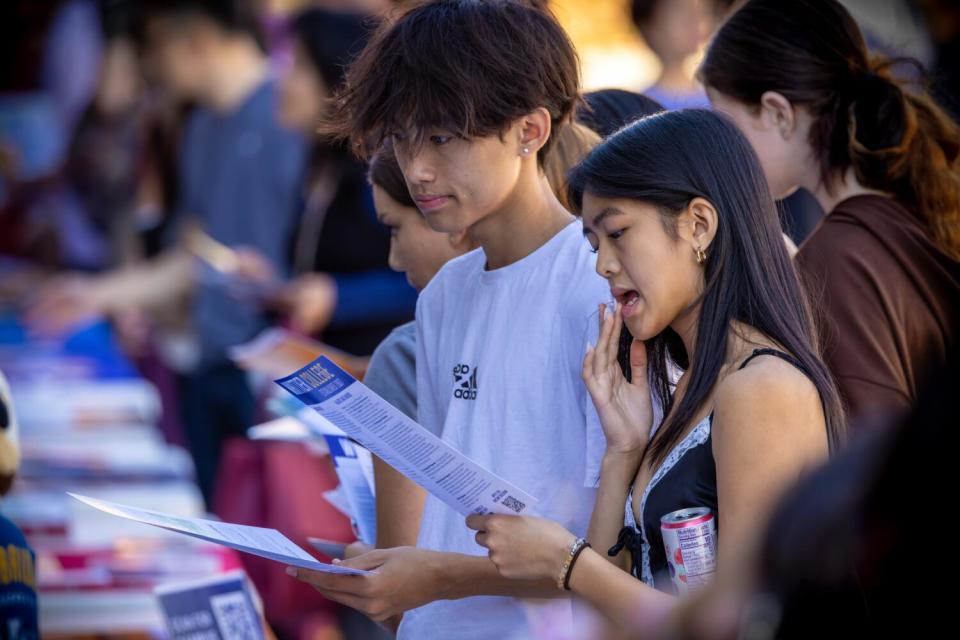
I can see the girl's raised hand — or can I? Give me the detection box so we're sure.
[582,302,652,457]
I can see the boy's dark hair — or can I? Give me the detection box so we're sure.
[324,0,580,162]
[137,0,262,44]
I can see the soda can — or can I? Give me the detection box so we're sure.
[660,506,717,595]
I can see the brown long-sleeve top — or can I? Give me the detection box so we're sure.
[796,195,960,429]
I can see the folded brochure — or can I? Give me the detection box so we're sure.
[69,493,368,575]
[275,356,538,518]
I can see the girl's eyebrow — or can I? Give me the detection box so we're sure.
[583,206,624,234]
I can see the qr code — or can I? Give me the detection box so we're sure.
[210,590,261,640]
[502,496,525,513]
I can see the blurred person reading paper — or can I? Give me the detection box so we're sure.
[28,0,307,506]
[231,6,417,357]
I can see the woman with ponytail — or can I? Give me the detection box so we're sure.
[701,0,960,429]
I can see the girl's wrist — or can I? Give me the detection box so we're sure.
[601,448,645,474]
[551,531,578,579]
[556,536,590,590]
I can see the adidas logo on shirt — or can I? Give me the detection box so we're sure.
[452,363,478,400]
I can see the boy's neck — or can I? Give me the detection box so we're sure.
[470,173,574,270]
[200,39,269,113]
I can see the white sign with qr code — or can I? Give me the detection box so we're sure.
[275,356,539,517]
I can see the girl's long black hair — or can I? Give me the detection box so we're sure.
[569,109,845,467]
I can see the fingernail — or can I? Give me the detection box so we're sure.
[332,558,341,564]
[285,566,298,577]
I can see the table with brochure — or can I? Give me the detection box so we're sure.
[0,315,242,637]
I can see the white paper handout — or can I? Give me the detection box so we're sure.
[275,356,538,517]
[68,493,368,575]
[246,415,313,443]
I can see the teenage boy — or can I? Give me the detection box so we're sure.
[288,2,609,638]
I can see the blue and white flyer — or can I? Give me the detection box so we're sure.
[275,356,538,517]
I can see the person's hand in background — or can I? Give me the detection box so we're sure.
[279,272,338,336]
[232,246,278,287]
[24,251,194,337]
[24,273,106,336]
[112,307,152,359]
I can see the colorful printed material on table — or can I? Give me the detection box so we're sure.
[155,569,264,640]
[68,494,368,575]
[275,356,539,517]
[230,328,369,380]
[246,415,313,443]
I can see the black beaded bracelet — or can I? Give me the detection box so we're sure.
[563,541,592,591]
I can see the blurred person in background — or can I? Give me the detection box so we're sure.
[629,0,712,111]
[542,121,602,211]
[701,0,960,429]
[28,0,308,506]
[234,6,417,356]
[915,0,960,120]
[658,350,958,640]
[0,0,104,268]
[65,0,152,272]
[576,88,664,138]
[739,351,956,639]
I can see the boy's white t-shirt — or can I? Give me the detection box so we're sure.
[399,219,610,640]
